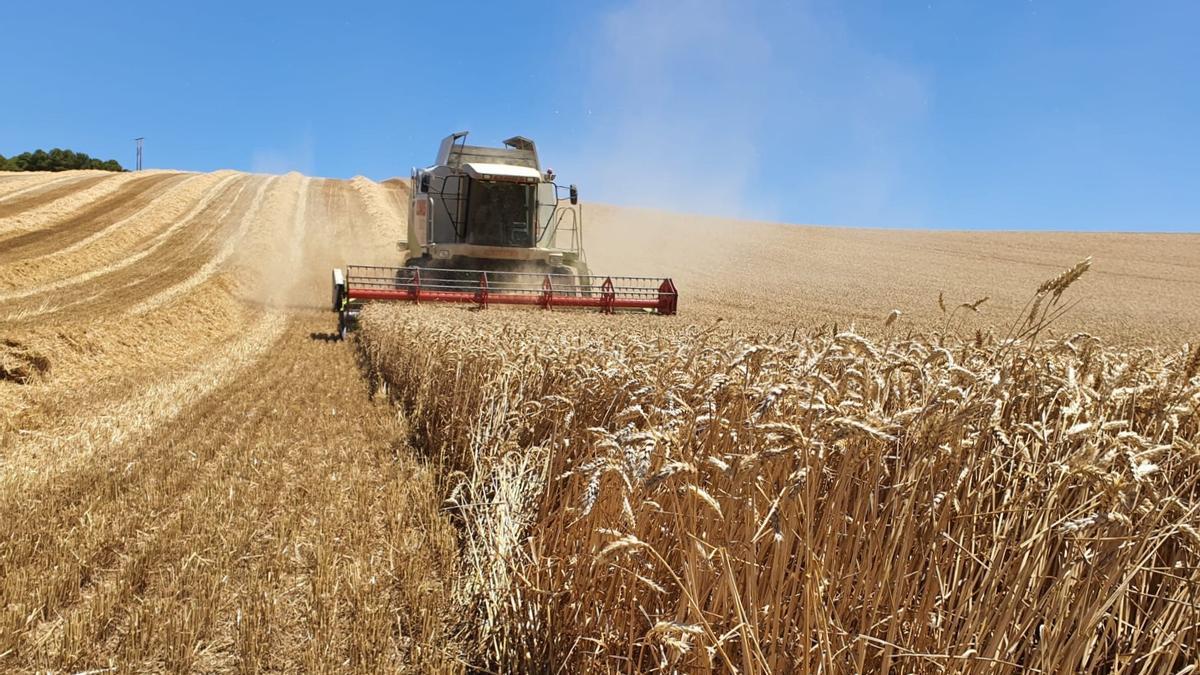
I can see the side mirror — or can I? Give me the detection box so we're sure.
[569,184,579,205]
[419,174,430,193]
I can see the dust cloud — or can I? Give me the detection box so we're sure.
[233,173,407,312]
[565,0,929,228]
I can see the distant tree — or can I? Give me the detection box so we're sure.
[29,150,48,171]
[0,148,125,172]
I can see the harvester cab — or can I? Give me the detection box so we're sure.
[407,131,588,278]
[332,132,677,339]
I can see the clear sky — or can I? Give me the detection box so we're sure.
[2,1,1196,231]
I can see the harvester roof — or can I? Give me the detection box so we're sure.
[462,162,542,183]
[436,131,540,171]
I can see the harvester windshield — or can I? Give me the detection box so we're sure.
[465,180,534,247]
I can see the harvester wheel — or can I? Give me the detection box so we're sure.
[338,312,348,341]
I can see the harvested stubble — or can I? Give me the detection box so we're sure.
[360,275,1200,673]
[0,171,458,671]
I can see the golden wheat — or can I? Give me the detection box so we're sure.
[359,269,1199,673]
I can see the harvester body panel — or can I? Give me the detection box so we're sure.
[334,131,676,336]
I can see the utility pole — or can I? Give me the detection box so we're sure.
[133,137,144,171]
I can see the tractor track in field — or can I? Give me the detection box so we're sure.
[0,172,187,265]
[128,176,277,316]
[0,174,241,302]
[0,173,112,218]
[2,177,259,323]
[0,173,67,200]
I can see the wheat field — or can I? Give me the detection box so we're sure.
[1,169,1198,672]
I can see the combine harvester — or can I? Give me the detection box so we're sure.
[332,132,678,337]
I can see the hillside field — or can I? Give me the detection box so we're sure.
[1,169,1197,672]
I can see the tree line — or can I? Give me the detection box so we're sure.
[0,148,124,172]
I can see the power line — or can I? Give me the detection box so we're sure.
[133,137,144,171]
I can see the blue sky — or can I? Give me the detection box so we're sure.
[2,1,1196,231]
